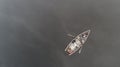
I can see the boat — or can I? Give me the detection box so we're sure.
[65,30,91,55]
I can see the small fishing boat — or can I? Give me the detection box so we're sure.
[65,30,91,55]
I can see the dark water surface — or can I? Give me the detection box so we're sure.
[0,0,120,67]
